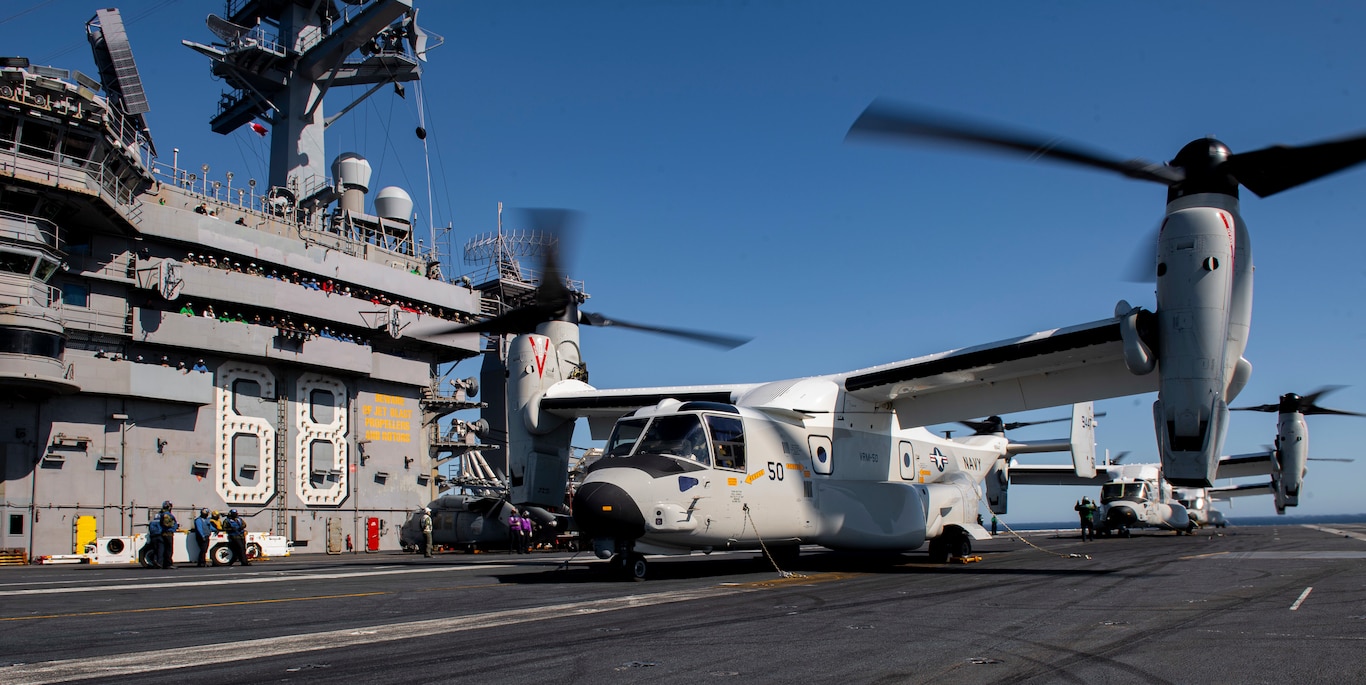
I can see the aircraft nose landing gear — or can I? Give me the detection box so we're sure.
[608,552,648,581]
[612,552,648,581]
[606,543,648,581]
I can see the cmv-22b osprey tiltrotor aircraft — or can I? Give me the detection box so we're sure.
[1009,387,1363,534]
[447,103,1366,579]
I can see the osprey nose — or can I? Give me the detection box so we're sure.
[1107,506,1138,527]
[573,481,646,540]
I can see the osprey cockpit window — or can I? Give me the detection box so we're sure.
[1100,482,1148,503]
[635,414,711,466]
[605,418,648,457]
[706,414,745,471]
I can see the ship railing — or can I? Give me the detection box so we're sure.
[150,165,325,223]
[227,25,286,58]
[300,223,431,274]
[152,165,259,211]
[0,281,62,311]
[292,1,419,57]
[100,104,154,169]
[60,303,129,334]
[147,165,439,278]
[6,65,153,170]
[0,210,58,247]
[464,261,586,297]
[0,133,146,208]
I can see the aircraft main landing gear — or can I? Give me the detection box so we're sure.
[928,530,972,564]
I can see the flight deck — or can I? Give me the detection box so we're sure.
[1,522,1363,684]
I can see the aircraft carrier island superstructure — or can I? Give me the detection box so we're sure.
[0,2,513,559]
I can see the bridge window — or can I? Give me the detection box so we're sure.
[18,121,57,160]
[61,133,96,168]
[0,329,64,358]
[0,251,36,275]
[706,415,745,471]
[35,258,58,282]
[0,117,15,150]
[60,282,87,307]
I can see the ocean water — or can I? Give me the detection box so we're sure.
[1006,513,1366,531]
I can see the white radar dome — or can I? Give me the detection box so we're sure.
[374,186,413,224]
[331,152,372,192]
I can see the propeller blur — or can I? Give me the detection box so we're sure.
[849,101,1366,486]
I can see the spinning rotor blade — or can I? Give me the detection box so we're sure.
[1231,386,1366,417]
[1296,386,1366,417]
[1230,402,1279,413]
[847,99,1366,201]
[847,99,1184,186]
[960,411,1105,435]
[579,311,751,350]
[1110,450,1131,465]
[438,209,578,337]
[442,209,749,349]
[1225,132,1366,198]
[1121,222,1161,282]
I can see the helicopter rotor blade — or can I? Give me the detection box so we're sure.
[432,208,578,337]
[959,417,1004,435]
[1122,222,1161,283]
[960,411,1105,434]
[439,209,750,350]
[579,311,751,350]
[519,208,578,313]
[1302,406,1366,418]
[846,99,1184,186]
[1231,386,1365,417]
[847,100,1366,206]
[1225,132,1366,198]
[1296,386,1366,416]
[1230,403,1279,413]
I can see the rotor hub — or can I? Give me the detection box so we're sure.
[1168,137,1239,201]
[1278,393,1305,413]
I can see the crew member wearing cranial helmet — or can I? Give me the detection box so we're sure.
[193,508,214,567]
[222,509,250,566]
[420,507,434,558]
[1075,496,1098,542]
[157,501,179,569]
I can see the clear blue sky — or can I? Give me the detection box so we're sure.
[8,1,1364,522]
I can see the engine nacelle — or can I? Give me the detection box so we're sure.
[1275,411,1309,508]
[1152,194,1252,486]
[505,321,582,507]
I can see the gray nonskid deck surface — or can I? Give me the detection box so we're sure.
[1,523,1363,684]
